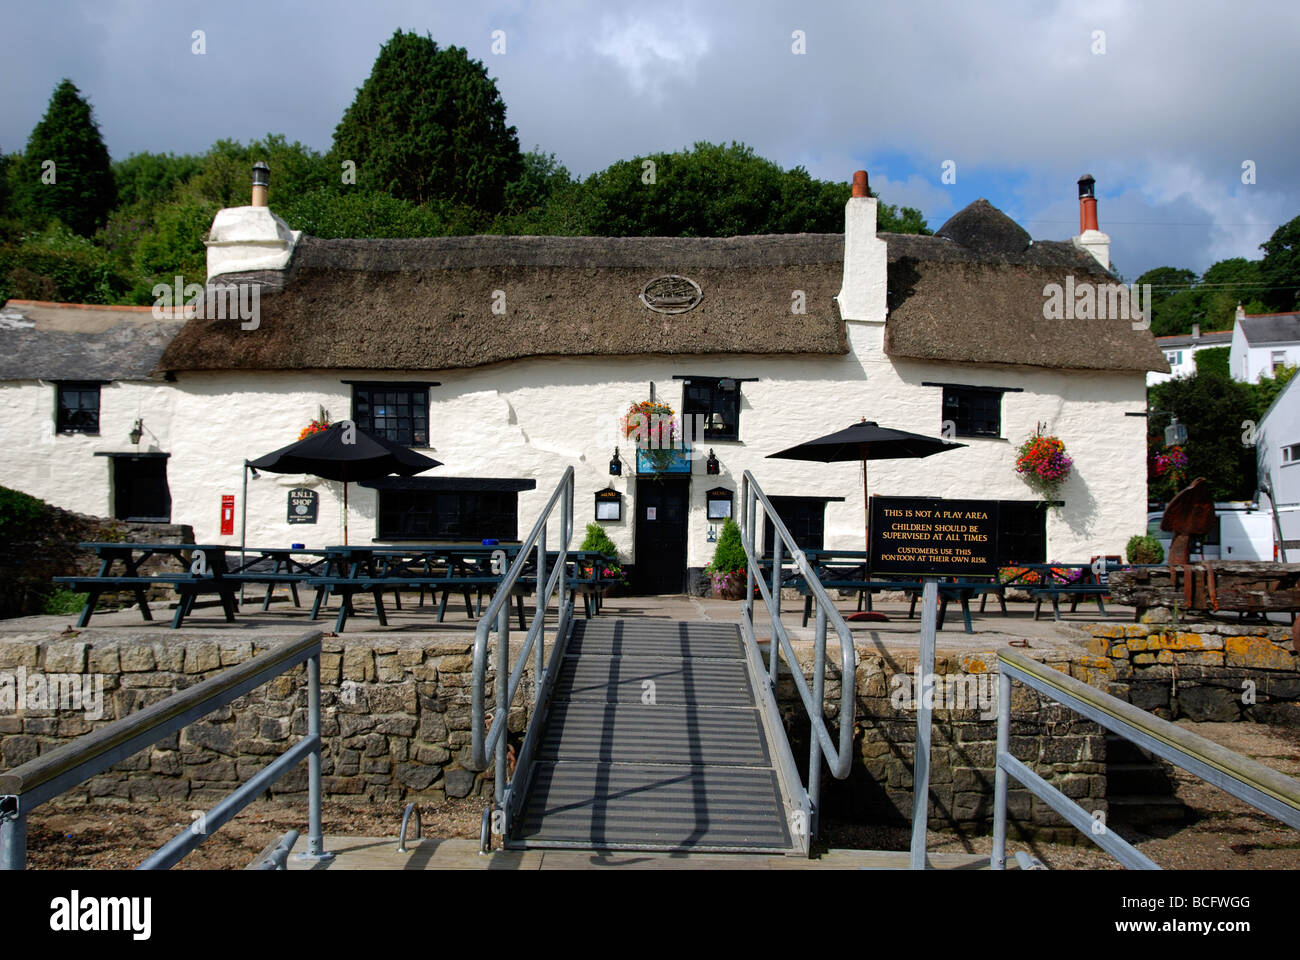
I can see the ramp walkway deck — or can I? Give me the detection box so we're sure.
[510,618,796,854]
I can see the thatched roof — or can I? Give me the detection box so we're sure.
[157,199,1169,375]
[157,235,848,374]
[0,300,184,381]
[882,205,1169,373]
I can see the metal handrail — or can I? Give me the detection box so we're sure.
[470,466,575,842]
[252,829,300,870]
[992,647,1300,870]
[0,630,330,870]
[397,802,422,853]
[739,471,857,844]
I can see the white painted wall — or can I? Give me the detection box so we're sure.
[1147,342,1228,386]
[0,328,1150,568]
[1256,374,1300,552]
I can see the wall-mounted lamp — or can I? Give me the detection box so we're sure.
[129,419,144,445]
[1164,416,1188,447]
[609,447,622,476]
[706,448,720,475]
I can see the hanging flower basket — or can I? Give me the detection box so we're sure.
[298,406,332,441]
[298,417,330,441]
[1015,423,1072,500]
[623,400,680,474]
[1151,444,1189,490]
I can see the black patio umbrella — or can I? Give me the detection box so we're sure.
[248,421,442,544]
[767,420,966,552]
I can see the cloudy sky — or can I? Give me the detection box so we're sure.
[3,0,1296,278]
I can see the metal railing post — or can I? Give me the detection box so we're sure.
[808,606,827,840]
[495,604,510,807]
[536,524,547,707]
[991,668,1011,870]
[910,580,938,870]
[0,803,25,871]
[768,532,783,686]
[298,652,331,861]
[743,481,755,624]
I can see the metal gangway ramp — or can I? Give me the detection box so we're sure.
[514,618,795,852]
[471,468,856,858]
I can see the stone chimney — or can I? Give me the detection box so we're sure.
[1071,174,1111,270]
[1192,322,1200,340]
[205,162,300,279]
[837,169,888,324]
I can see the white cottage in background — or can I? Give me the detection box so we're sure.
[0,169,1168,593]
[1149,324,1233,386]
[1257,372,1300,558]
[1230,307,1300,383]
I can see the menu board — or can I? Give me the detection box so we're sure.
[868,496,1000,577]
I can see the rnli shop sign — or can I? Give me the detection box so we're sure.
[868,496,999,577]
[287,488,319,524]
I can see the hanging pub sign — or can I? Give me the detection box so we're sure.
[594,487,623,522]
[287,487,319,524]
[868,496,1000,577]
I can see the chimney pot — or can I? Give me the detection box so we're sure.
[1077,174,1099,234]
[251,161,270,207]
[851,170,869,198]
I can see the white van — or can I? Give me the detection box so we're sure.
[1147,501,1275,562]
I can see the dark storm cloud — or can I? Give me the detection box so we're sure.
[1,0,1294,274]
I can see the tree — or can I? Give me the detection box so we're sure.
[1259,214,1300,312]
[332,31,523,212]
[502,148,573,215]
[543,141,929,238]
[16,79,116,236]
[1136,266,1196,313]
[1149,373,1259,501]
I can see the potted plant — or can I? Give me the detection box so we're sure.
[704,518,749,599]
[1015,422,1073,502]
[578,523,627,587]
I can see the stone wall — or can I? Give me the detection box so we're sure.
[1,632,1109,840]
[0,494,194,618]
[780,645,1107,841]
[1081,621,1300,725]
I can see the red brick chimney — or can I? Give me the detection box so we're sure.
[1078,174,1098,233]
[1072,174,1110,269]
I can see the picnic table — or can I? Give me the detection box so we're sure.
[997,563,1109,621]
[773,549,1005,634]
[54,542,241,629]
[302,545,616,633]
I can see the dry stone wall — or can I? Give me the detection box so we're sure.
[0,632,1113,839]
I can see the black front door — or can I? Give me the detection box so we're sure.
[633,477,689,594]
